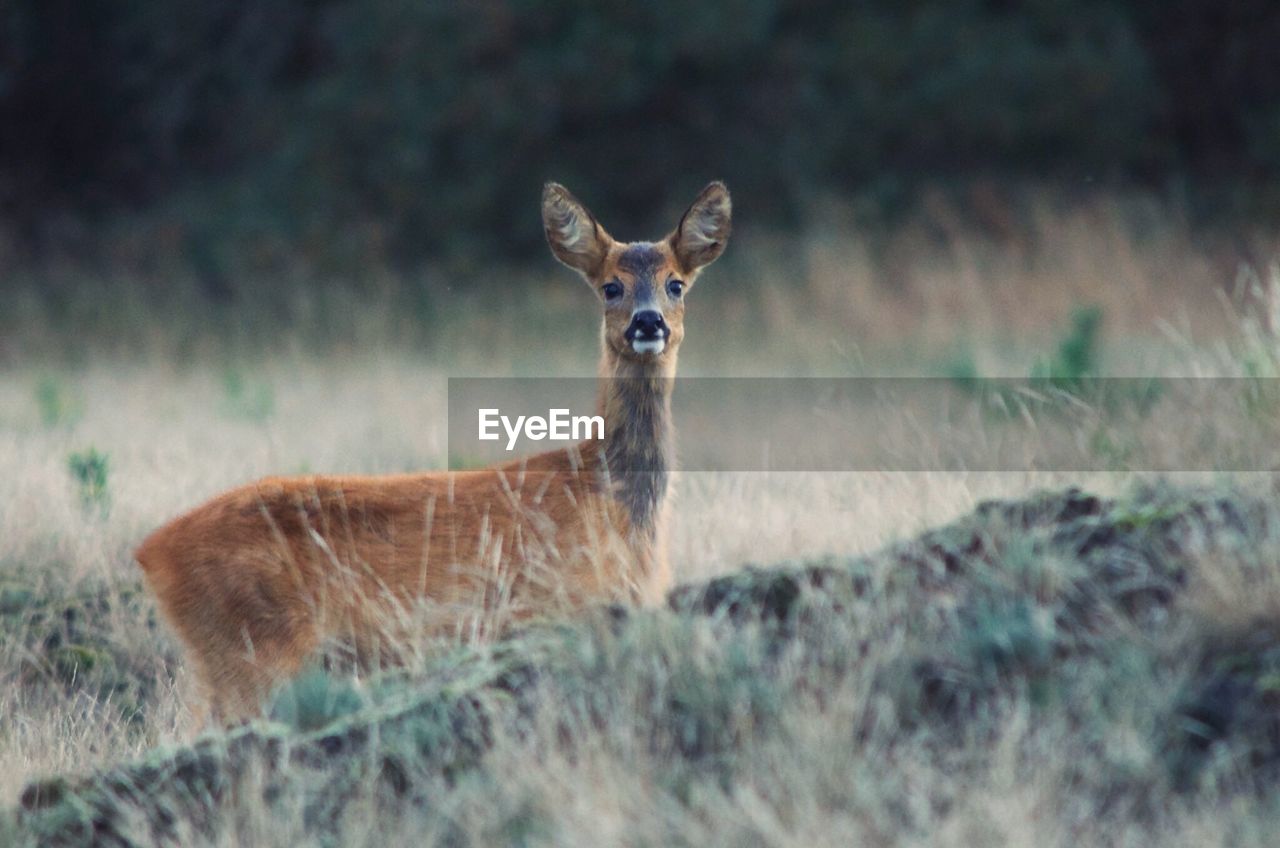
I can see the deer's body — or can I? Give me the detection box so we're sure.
[136,182,730,723]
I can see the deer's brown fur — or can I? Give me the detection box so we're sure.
[135,181,731,723]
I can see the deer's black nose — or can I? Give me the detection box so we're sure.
[626,310,667,340]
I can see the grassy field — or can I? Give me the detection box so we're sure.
[4,193,1280,845]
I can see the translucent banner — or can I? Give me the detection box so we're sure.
[447,377,1280,472]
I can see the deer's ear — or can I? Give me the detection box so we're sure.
[542,183,613,278]
[670,181,731,274]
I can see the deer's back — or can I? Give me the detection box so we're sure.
[134,450,640,652]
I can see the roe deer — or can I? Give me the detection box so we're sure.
[135,181,732,723]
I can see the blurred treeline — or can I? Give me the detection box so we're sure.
[2,0,1278,277]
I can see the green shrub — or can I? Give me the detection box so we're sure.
[269,667,368,733]
[1031,306,1103,389]
[66,448,110,516]
[35,377,78,428]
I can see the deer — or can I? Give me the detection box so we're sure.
[135,181,732,724]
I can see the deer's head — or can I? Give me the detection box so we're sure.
[542,182,731,363]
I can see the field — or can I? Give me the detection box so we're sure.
[4,193,1280,845]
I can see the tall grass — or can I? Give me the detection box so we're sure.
[3,193,1280,844]
[3,189,1273,372]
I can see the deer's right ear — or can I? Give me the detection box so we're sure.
[542,183,612,279]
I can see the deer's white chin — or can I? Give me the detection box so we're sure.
[630,338,666,355]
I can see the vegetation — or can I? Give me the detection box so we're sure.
[10,483,1280,845]
[3,2,1278,274]
[3,188,1280,844]
[2,244,1280,845]
[4,5,1279,842]
[67,448,111,516]
[5,13,1280,830]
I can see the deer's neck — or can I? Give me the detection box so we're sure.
[596,350,676,534]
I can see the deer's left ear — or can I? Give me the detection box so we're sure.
[670,181,731,274]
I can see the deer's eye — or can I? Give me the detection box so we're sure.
[667,279,684,298]
[602,282,623,300]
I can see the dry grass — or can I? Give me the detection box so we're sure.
[4,193,1280,844]
[5,188,1275,372]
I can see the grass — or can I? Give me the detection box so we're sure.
[3,188,1275,373]
[13,484,1280,846]
[67,448,111,516]
[3,191,1280,844]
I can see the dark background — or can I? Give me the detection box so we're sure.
[2,1,1278,285]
